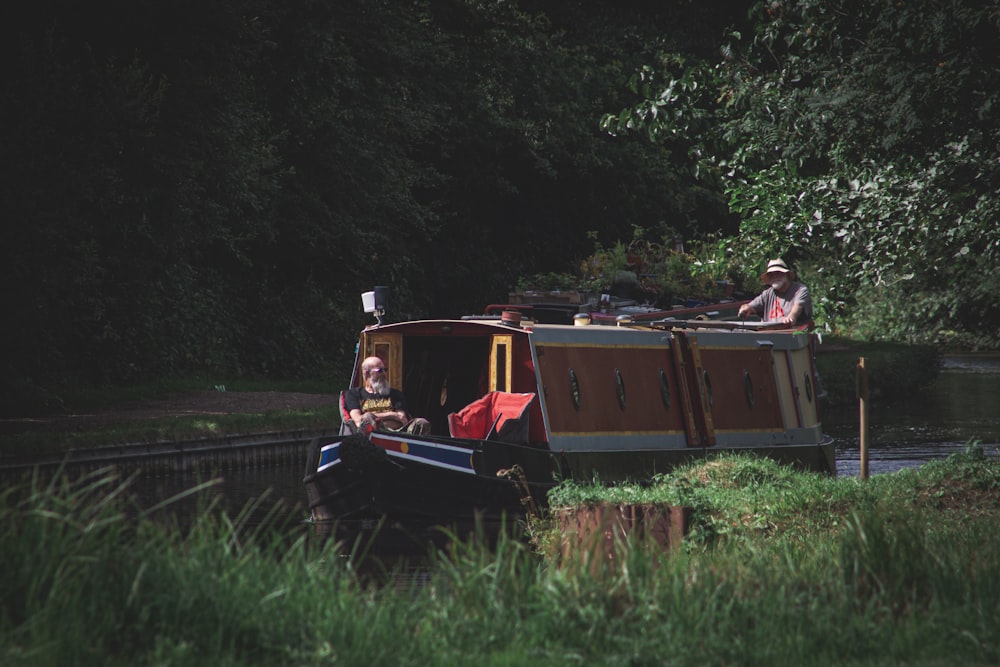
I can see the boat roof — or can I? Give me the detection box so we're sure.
[363,317,812,350]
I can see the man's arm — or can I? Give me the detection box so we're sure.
[343,389,367,427]
[786,284,812,325]
[782,303,804,325]
[739,292,766,318]
[386,389,412,422]
[349,390,409,427]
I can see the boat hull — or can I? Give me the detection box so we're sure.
[304,433,557,522]
[304,316,835,523]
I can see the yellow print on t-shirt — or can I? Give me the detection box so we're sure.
[361,396,394,413]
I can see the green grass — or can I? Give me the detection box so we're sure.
[1,406,341,460]
[544,445,1000,547]
[3,450,1000,666]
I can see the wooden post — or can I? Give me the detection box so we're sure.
[857,357,869,480]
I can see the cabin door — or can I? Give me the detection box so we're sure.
[360,332,403,391]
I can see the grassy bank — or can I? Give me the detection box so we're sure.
[4,449,999,666]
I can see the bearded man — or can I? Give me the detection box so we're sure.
[344,356,432,435]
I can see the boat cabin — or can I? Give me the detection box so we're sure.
[349,315,830,477]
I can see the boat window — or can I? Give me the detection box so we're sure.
[744,369,755,409]
[659,369,671,410]
[364,332,402,389]
[615,369,626,409]
[495,345,508,391]
[569,368,581,410]
[490,335,512,392]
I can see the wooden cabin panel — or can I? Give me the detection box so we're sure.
[698,348,785,432]
[788,347,820,427]
[771,353,799,429]
[360,332,403,389]
[535,344,684,434]
[771,346,821,431]
[511,337,548,442]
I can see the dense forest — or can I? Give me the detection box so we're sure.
[2,1,997,411]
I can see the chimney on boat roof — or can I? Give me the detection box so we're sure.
[501,310,522,328]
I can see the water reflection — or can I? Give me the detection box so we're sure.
[825,353,1000,476]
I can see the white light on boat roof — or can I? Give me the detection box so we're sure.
[362,286,388,325]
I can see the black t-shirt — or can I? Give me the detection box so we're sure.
[343,387,408,415]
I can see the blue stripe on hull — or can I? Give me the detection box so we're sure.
[318,442,340,471]
[316,436,475,475]
[376,436,476,474]
[387,442,476,475]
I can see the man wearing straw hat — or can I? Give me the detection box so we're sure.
[738,258,813,326]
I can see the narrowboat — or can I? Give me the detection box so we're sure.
[303,291,834,523]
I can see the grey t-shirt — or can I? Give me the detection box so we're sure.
[748,282,812,324]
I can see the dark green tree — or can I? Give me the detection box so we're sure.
[0,0,771,412]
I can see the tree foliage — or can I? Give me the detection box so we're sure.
[603,0,1000,346]
[3,0,997,413]
[1,0,732,408]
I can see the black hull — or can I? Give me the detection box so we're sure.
[304,436,557,523]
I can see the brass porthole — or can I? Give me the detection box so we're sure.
[744,369,755,409]
[615,368,626,409]
[569,368,581,410]
[659,369,671,410]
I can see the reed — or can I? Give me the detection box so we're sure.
[3,451,999,666]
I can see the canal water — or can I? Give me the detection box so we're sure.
[825,353,1000,477]
[131,354,1000,540]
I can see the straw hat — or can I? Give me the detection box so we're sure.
[759,258,795,283]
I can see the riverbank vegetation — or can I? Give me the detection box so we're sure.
[3,449,999,666]
[4,1,998,417]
